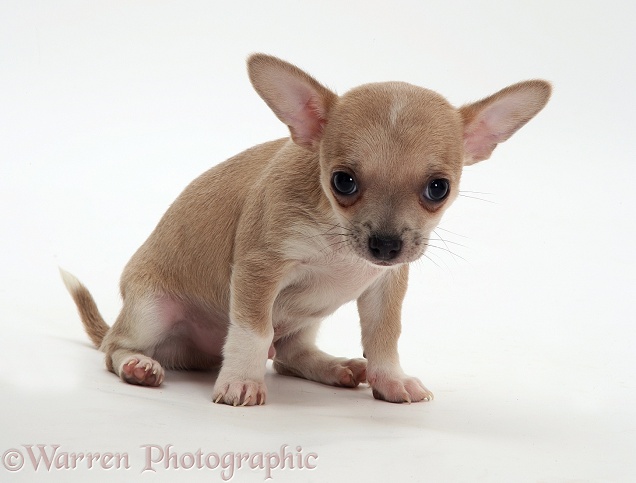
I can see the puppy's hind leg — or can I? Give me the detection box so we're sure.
[100,296,171,387]
[61,269,167,387]
[273,323,367,388]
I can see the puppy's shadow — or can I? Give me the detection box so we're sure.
[163,364,374,412]
[55,333,383,410]
[164,367,219,386]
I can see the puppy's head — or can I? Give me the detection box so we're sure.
[248,54,551,266]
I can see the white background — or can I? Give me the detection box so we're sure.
[2,1,635,482]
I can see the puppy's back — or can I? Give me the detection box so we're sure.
[120,138,289,306]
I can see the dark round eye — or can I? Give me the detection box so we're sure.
[332,171,358,196]
[424,178,450,202]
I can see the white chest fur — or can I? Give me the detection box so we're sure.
[272,251,387,330]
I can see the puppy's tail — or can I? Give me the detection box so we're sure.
[59,268,110,348]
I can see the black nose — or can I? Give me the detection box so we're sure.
[368,235,402,261]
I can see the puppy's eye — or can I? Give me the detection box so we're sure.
[424,178,450,202]
[332,171,358,196]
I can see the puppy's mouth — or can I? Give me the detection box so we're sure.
[368,259,400,268]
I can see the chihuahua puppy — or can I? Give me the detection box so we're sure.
[61,54,550,406]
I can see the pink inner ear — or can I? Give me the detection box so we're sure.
[463,119,502,163]
[287,96,328,147]
[278,74,330,147]
[463,89,540,164]
[249,55,337,151]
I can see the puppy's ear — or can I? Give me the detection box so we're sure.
[460,80,551,165]
[248,54,338,151]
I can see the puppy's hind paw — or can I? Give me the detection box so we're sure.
[274,355,367,388]
[212,380,267,407]
[120,355,164,387]
[331,358,367,388]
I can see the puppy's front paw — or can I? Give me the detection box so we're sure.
[212,379,267,406]
[368,372,433,403]
[120,355,164,387]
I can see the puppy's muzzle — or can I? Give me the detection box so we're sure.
[368,235,402,261]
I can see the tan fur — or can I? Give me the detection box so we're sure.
[60,268,109,347]
[61,54,551,406]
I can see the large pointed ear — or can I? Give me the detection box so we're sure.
[247,54,338,151]
[460,80,551,165]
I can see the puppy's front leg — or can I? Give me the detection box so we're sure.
[358,265,434,403]
[212,256,285,406]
